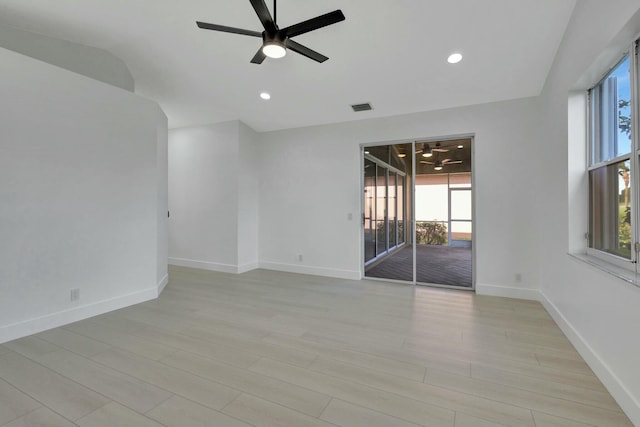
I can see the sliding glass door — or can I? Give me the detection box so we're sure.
[363,138,474,289]
[363,144,412,282]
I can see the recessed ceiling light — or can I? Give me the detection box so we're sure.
[457,144,464,149]
[260,92,271,100]
[447,53,463,64]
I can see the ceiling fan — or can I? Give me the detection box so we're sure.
[421,153,462,170]
[196,0,345,64]
[417,142,449,158]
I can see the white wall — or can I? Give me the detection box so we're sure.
[0,47,167,343]
[168,121,259,273]
[257,98,540,291]
[0,24,134,92]
[237,122,260,272]
[535,1,640,423]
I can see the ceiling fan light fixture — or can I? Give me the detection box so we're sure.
[422,149,433,158]
[262,41,287,59]
[447,52,463,64]
[434,160,443,171]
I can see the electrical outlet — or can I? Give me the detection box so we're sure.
[70,288,80,302]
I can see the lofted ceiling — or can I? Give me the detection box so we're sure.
[0,0,576,132]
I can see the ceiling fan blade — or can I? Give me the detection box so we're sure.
[250,47,267,64]
[282,10,345,38]
[286,39,328,63]
[196,21,262,37]
[432,148,449,152]
[444,160,463,164]
[249,0,277,34]
[420,161,435,164]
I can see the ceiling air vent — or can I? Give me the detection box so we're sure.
[351,102,373,112]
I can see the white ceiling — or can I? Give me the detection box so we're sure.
[0,0,576,132]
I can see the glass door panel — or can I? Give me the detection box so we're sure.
[389,172,397,249]
[364,159,376,262]
[376,165,387,256]
[364,143,413,282]
[398,175,405,245]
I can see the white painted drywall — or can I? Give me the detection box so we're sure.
[238,122,260,272]
[257,97,541,287]
[168,122,241,272]
[536,1,640,423]
[0,24,134,91]
[0,46,167,343]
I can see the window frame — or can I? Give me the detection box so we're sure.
[586,45,638,271]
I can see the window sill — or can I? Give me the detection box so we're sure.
[569,252,640,288]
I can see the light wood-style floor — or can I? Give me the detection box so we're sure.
[0,266,633,427]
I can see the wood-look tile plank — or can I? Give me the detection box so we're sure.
[424,368,631,427]
[35,328,112,357]
[471,364,620,411]
[91,348,240,411]
[307,357,534,427]
[535,353,595,375]
[180,325,318,367]
[2,407,76,427]
[146,395,251,427]
[0,352,109,421]
[320,398,423,427]
[3,336,60,359]
[454,412,509,427]
[263,333,426,381]
[300,331,471,376]
[34,349,173,413]
[75,402,162,427]
[160,350,330,417]
[91,314,261,368]
[532,411,600,427]
[0,379,41,426]
[249,357,456,427]
[221,393,338,427]
[63,320,176,361]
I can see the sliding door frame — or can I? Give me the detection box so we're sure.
[360,135,476,291]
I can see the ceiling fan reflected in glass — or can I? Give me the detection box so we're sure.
[196,0,345,64]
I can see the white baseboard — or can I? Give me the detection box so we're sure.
[0,287,158,344]
[476,283,541,300]
[540,292,640,426]
[237,262,259,274]
[169,257,238,274]
[168,257,259,274]
[157,273,169,294]
[259,261,360,280]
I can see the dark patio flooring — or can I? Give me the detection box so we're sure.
[365,244,472,287]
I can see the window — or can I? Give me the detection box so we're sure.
[588,53,634,263]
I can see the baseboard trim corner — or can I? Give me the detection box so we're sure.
[157,273,169,295]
